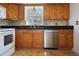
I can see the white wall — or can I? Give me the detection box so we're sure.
[69,3,79,53]
[69,3,79,25]
[74,26,79,53]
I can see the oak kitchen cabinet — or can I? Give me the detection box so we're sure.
[0,3,69,20]
[33,30,44,48]
[44,4,69,20]
[58,29,73,49]
[18,4,24,20]
[50,4,57,19]
[15,30,33,48]
[62,4,69,19]
[0,3,24,20]
[44,4,50,19]
[15,30,44,48]
[7,4,19,20]
[7,4,24,20]
[16,29,72,49]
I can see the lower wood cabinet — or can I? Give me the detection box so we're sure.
[33,30,44,48]
[15,30,33,48]
[58,29,73,49]
[58,30,66,48]
[66,30,73,48]
[16,29,73,49]
[15,30,44,48]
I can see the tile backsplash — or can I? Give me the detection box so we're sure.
[0,20,26,26]
[0,20,8,26]
[0,19,68,26]
[8,20,26,26]
[44,19,68,26]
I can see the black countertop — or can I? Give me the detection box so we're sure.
[0,26,74,30]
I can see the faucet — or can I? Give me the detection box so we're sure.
[55,22,58,26]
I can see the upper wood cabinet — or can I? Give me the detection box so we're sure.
[50,4,57,19]
[18,4,24,20]
[7,4,24,20]
[44,4,69,20]
[56,4,63,19]
[7,4,18,20]
[44,4,50,19]
[0,3,24,20]
[62,4,69,19]
[0,3,69,20]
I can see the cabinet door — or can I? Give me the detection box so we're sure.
[56,4,63,19]
[58,30,73,49]
[15,30,22,48]
[66,30,73,48]
[22,30,33,48]
[7,4,18,20]
[44,4,50,19]
[33,30,44,48]
[16,30,33,48]
[50,4,57,19]
[33,30,39,48]
[62,4,69,20]
[18,4,24,20]
[58,30,66,48]
[38,30,44,48]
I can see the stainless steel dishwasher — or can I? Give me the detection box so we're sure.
[44,30,58,48]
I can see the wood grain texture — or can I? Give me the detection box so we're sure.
[18,4,24,20]
[62,4,69,20]
[15,30,44,48]
[0,3,69,20]
[44,4,69,20]
[0,3,24,20]
[7,4,18,20]
[44,4,50,19]
[58,30,66,48]
[58,30,73,49]
[15,30,33,48]
[33,30,44,48]
[50,4,57,19]
[56,4,63,19]
[66,30,73,48]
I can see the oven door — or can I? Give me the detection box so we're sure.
[4,34,13,46]
[0,32,15,55]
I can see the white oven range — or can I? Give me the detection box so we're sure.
[0,28,15,56]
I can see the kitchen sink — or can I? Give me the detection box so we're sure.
[30,25,39,28]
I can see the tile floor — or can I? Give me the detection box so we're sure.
[13,48,79,56]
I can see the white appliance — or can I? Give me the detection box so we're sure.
[0,29,15,56]
[25,6,44,25]
[0,6,6,19]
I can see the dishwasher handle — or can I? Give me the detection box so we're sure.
[44,30,58,32]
